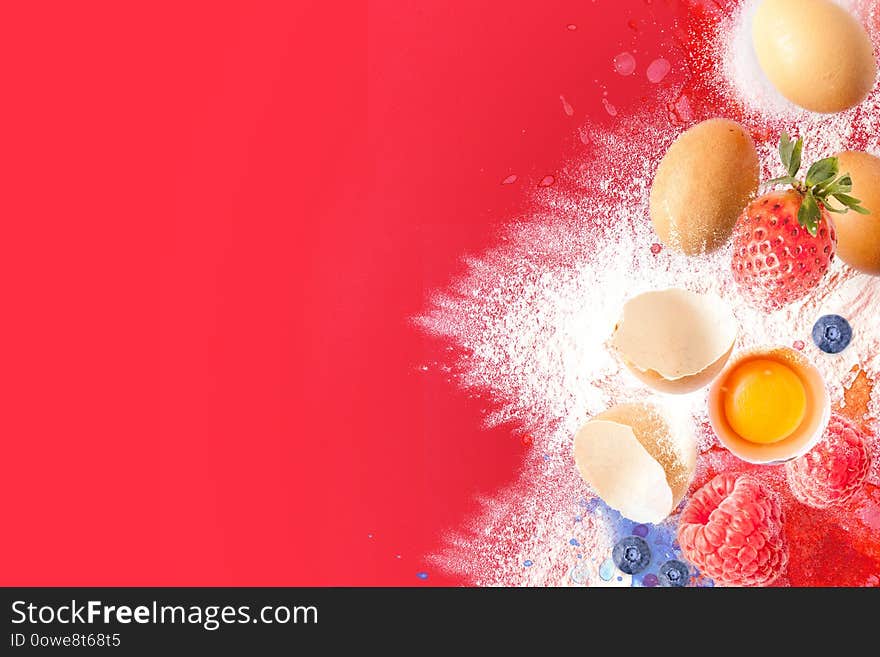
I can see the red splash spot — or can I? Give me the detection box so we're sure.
[751,125,776,143]
[646,58,671,84]
[785,490,880,587]
[666,93,693,126]
[521,435,533,447]
[560,95,574,117]
[601,98,618,117]
[793,339,805,351]
[613,52,636,77]
[650,243,662,255]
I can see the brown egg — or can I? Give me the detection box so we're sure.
[573,403,696,523]
[611,289,738,394]
[650,119,759,255]
[833,151,880,274]
[753,0,877,114]
[708,346,830,464]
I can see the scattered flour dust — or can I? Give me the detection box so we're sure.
[415,0,880,586]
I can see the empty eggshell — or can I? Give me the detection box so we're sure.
[753,0,877,113]
[832,151,880,275]
[612,289,738,394]
[650,119,759,255]
[573,403,696,523]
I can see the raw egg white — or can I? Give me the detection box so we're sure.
[612,288,738,394]
[708,346,830,464]
[753,0,877,113]
[650,119,759,255]
[833,151,880,274]
[573,403,696,523]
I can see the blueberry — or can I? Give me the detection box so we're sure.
[612,536,651,575]
[658,560,690,587]
[812,314,852,354]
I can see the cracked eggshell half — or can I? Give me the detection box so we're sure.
[611,289,738,394]
[573,403,696,524]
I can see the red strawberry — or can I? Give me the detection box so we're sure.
[678,473,787,587]
[731,133,866,310]
[786,413,872,509]
[732,190,837,309]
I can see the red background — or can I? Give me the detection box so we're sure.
[0,0,682,585]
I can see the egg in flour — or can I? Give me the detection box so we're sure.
[752,0,877,113]
[833,150,880,274]
[650,119,759,255]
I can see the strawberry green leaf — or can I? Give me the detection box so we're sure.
[779,133,794,172]
[832,193,870,214]
[833,192,862,206]
[814,174,853,203]
[789,137,803,177]
[833,175,852,192]
[797,192,820,236]
[764,175,798,187]
[805,157,839,187]
[766,134,865,219]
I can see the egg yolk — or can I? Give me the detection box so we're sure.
[722,358,806,444]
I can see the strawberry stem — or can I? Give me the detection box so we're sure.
[766,133,868,236]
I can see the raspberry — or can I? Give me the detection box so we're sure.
[786,413,872,509]
[678,473,788,586]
